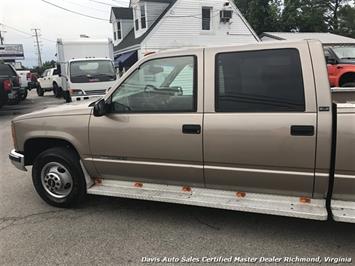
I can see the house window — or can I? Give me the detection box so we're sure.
[117,21,122,39]
[114,32,117,41]
[202,7,212,31]
[141,4,147,29]
[134,7,139,30]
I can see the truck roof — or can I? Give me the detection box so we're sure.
[57,38,113,45]
[68,58,113,62]
[144,40,322,58]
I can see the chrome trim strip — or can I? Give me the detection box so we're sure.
[91,157,314,176]
[335,174,355,179]
[316,172,329,177]
[204,165,314,176]
[91,158,204,169]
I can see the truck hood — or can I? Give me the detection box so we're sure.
[13,98,100,122]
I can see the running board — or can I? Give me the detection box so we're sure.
[87,180,328,221]
[331,200,355,223]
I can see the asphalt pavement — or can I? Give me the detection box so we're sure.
[0,90,355,265]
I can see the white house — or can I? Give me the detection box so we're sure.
[109,0,259,70]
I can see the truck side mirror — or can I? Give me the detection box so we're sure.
[326,56,337,65]
[57,64,62,77]
[93,99,108,117]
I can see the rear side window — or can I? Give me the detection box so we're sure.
[215,49,305,112]
[0,64,16,76]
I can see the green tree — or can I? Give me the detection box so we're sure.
[32,60,56,75]
[337,4,355,37]
[235,0,281,34]
[281,0,328,32]
[326,0,351,31]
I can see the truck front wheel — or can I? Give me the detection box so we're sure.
[63,91,72,103]
[32,147,86,208]
[37,86,44,97]
[53,83,62,98]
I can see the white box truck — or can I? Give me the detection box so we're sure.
[57,38,117,102]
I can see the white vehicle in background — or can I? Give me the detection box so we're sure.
[37,68,62,97]
[11,62,30,100]
[57,38,117,102]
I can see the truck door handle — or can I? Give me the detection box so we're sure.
[290,126,315,136]
[182,125,201,134]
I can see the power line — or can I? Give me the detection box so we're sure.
[62,0,108,13]
[0,30,6,45]
[0,22,56,43]
[88,0,115,6]
[41,0,109,21]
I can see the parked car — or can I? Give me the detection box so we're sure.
[8,40,355,224]
[13,62,30,100]
[0,77,11,108]
[37,68,62,97]
[0,63,20,105]
[324,45,355,87]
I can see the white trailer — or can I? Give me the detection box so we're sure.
[57,38,117,102]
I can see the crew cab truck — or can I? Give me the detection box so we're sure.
[37,68,62,97]
[325,45,355,87]
[57,39,117,103]
[8,40,355,223]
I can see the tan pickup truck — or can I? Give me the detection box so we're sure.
[9,40,355,223]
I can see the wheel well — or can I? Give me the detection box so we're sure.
[339,72,355,86]
[24,138,79,165]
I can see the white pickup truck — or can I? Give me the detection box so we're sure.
[37,68,62,98]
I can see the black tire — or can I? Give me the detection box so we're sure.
[53,83,62,98]
[342,82,355,88]
[37,86,44,97]
[0,91,7,108]
[63,91,72,103]
[32,147,86,208]
[20,89,28,101]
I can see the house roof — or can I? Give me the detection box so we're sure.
[112,7,133,20]
[261,32,355,45]
[129,0,174,7]
[114,0,177,53]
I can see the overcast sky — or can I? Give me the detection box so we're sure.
[0,0,130,67]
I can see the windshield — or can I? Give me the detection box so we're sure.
[70,60,116,83]
[332,46,355,59]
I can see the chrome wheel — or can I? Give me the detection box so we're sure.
[41,162,73,199]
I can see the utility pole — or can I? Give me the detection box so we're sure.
[0,29,6,45]
[32,28,43,67]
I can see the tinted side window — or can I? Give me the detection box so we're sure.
[0,64,16,76]
[216,49,305,112]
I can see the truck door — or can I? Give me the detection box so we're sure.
[203,44,318,197]
[41,69,51,89]
[89,50,205,186]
